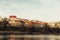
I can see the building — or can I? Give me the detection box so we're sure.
[47,22,56,28]
[8,16,21,27]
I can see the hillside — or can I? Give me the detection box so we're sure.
[0,16,60,34]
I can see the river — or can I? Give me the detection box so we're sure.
[0,35,60,40]
[0,31,60,40]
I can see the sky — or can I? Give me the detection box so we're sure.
[0,0,60,22]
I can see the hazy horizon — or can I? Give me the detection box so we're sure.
[0,0,60,22]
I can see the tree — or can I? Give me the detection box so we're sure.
[3,17,8,30]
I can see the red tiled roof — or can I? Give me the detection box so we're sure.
[9,16,17,18]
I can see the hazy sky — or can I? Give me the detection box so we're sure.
[0,0,60,22]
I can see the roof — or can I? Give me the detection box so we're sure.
[9,15,17,18]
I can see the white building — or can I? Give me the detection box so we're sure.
[47,22,56,28]
[8,16,21,27]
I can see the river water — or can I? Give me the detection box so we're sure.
[0,35,60,40]
[0,31,60,40]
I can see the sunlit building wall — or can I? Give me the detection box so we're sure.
[47,22,56,28]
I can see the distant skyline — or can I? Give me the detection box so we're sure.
[0,0,60,22]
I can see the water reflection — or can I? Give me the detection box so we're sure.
[0,35,60,40]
